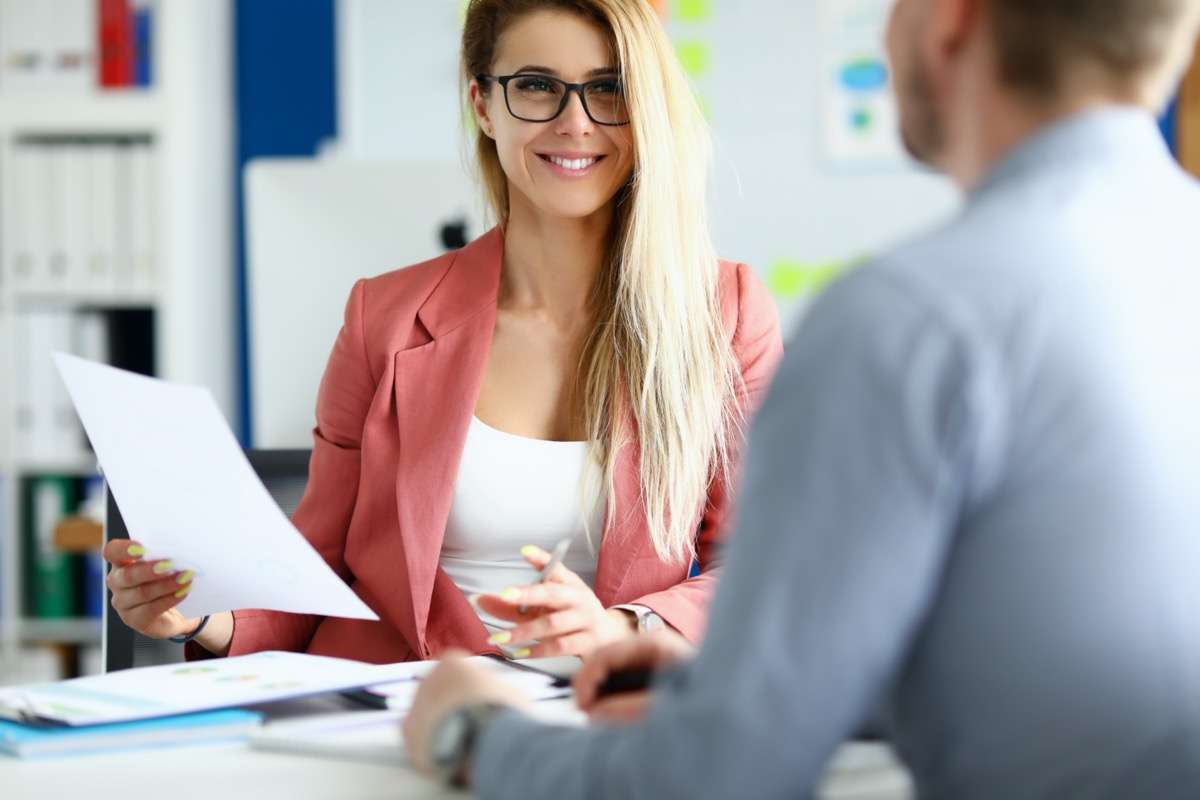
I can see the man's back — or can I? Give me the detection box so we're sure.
[465,109,1200,800]
[872,108,1200,797]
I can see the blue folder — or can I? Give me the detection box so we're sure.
[0,708,262,759]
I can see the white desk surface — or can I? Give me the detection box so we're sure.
[1,694,912,800]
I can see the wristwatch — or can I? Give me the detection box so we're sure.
[430,702,510,788]
[627,605,667,633]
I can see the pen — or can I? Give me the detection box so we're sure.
[595,668,655,698]
[519,537,572,615]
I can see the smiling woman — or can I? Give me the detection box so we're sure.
[102,0,783,666]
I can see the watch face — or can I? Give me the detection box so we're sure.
[640,611,666,633]
[431,709,469,771]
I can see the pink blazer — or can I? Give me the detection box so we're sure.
[194,228,782,664]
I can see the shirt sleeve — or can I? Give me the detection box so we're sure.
[473,264,1001,800]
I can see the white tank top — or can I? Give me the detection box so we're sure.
[439,416,605,632]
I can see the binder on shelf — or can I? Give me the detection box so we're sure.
[24,476,78,619]
[98,0,134,88]
[16,310,91,462]
[62,142,93,295]
[132,0,153,88]
[112,141,135,291]
[77,475,106,619]
[7,145,48,293]
[44,144,74,294]
[85,143,119,294]
[127,142,157,293]
[50,0,97,92]
[0,0,50,92]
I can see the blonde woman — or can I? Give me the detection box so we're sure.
[101,0,782,662]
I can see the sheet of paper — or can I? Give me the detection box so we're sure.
[363,656,568,711]
[0,652,432,727]
[53,353,377,622]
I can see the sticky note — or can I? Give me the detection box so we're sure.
[677,0,713,23]
[675,40,711,77]
[767,259,852,299]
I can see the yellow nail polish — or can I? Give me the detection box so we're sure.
[176,570,195,585]
[488,631,512,645]
[520,545,539,559]
[126,545,145,558]
[153,561,174,575]
[511,648,531,659]
[500,587,521,602]
[174,585,192,599]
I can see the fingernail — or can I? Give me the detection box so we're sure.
[126,545,145,558]
[174,585,192,599]
[511,648,531,659]
[153,561,174,575]
[488,631,512,645]
[520,545,539,559]
[176,570,194,585]
[500,587,521,602]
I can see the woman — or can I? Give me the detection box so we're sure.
[101,0,782,663]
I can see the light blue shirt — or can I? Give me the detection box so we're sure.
[474,107,1200,799]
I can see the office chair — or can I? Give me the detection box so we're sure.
[103,449,312,673]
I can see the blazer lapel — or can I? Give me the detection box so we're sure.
[391,228,503,654]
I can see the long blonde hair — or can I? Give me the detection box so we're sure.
[462,0,743,565]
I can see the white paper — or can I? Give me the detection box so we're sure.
[0,652,419,727]
[362,656,568,711]
[52,353,378,622]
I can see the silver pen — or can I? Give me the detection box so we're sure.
[519,537,572,615]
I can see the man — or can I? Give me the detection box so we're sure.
[405,0,1200,796]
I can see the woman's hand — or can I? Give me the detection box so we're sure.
[474,545,638,658]
[101,539,200,640]
[572,630,696,724]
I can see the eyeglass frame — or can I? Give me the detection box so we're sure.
[474,73,631,127]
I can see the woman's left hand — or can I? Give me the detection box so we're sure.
[474,545,637,658]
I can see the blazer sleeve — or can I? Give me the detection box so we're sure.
[187,279,376,660]
[623,263,784,641]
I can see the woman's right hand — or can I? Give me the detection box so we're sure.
[101,539,201,640]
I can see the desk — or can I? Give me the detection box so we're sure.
[1,695,913,800]
[1,741,912,799]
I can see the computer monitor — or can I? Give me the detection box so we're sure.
[245,158,486,448]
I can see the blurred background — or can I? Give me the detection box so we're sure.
[0,0,1194,687]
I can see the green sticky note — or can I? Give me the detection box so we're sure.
[676,0,713,23]
[767,258,853,300]
[675,40,711,77]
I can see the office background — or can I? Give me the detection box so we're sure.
[0,0,1193,688]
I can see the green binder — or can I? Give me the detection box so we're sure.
[23,476,78,619]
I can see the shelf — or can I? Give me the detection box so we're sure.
[11,455,100,476]
[19,617,102,645]
[0,91,162,135]
[5,290,161,310]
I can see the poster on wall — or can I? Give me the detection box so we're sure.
[818,0,905,168]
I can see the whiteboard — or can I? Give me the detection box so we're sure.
[335,0,962,330]
[244,158,485,447]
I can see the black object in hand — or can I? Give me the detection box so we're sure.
[595,668,655,698]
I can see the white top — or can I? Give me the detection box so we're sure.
[440,416,605,632]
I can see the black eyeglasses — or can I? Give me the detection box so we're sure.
[476,73,630,126]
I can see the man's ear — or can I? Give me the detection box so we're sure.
[469,80,496,139]
[924,0,980,73]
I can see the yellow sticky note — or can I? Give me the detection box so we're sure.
[675,40,711,78]
[767,259,848,300]
[677,0,713,23]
